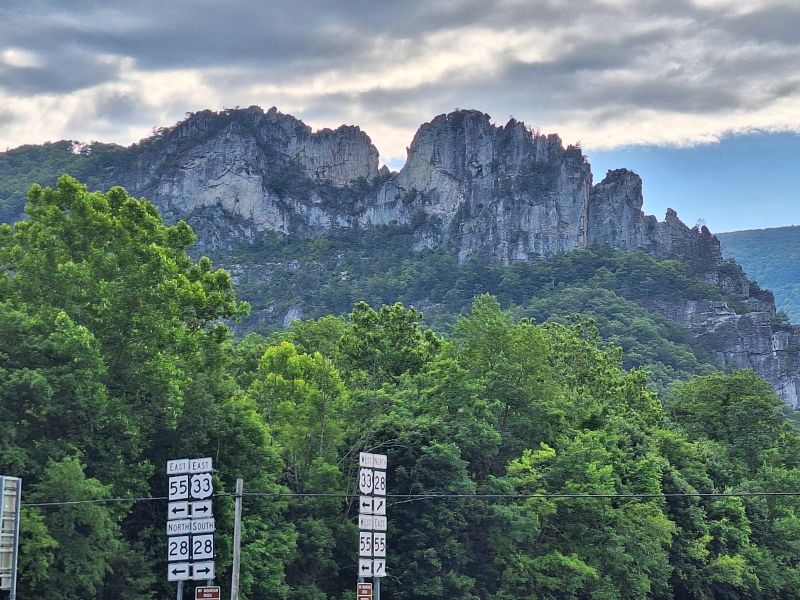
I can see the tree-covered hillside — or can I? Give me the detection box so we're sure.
[216,226,731,392]
[4,178,800,599]
[718,226,800,322]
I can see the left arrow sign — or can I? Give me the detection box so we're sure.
[167,563,191,581]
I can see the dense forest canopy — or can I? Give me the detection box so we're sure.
[3,177,800,599]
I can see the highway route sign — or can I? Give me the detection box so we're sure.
[358,514,374,529]
[372,532,387,558]
[190,473,213,499]
[191,518,216,534]
[359,531,373,557]
[359,496,374,514]
[358,468,373,494]
[372,470,387,496]
[167,519,192,536]
[192,561,215,580]
[169,475,189,500]
[167,457,213,475]
[192,534,214,560]
[168,562,191,581]
[168,535,190,562]
[0,475,21,594]
[355,453,388,579]
[167,458,215,582]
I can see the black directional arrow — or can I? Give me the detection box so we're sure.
[361,564,371,573]
[195,505,210,514]
[375,500,384,511]
[171,567,187,576]
[195,566,211,575]
[361,500,371,509]
[376,564,384,573]
[171,506,184,515]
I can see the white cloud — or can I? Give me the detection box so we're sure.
[0,0,799,164]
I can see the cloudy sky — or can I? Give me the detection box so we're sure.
[1,0,799,231]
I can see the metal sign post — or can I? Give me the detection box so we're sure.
[0,476,22,600]
[167,458,216,598]
[357,453,388,600]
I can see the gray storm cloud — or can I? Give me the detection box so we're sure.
[0,0,799,160]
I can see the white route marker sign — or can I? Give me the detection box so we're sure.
[190,473,213,500]
[192,534,214,561]
[167,458,215,583]
[169,475,189,501]
[358,468,374,494]
[372,470,386,496]
[168,536,190,562]
[372,532,387,558]
[356,453,388,579]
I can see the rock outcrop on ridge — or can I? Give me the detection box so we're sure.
[124,107,717,265]
[2,105,799,406]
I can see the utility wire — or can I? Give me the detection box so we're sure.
[21,489,800,508]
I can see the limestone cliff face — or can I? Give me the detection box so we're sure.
[651,272,800,408]
[21,105,799,406]
[363,111,593,261]
[121,107,718,264]
[126,106,378,235]
[588,169,722,265]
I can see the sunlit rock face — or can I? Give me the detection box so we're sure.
[124,106,716,265]
[38,105,800,407]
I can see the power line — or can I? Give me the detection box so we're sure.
[21,489,800,508]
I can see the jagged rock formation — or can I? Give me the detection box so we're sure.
[2,105,799,406]
[117,107,718,266]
